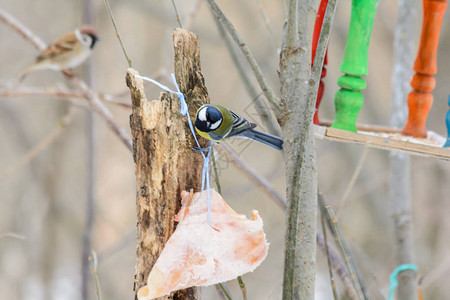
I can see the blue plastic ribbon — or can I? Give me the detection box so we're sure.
[135,73,213,223]
[387,264,418,300]
[444,94,450,148]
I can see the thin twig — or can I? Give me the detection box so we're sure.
[211,151,222,194]
[98,230,135,263]
[211,149,245,300]
[0,87,84,99]
[102,0,132,67]
[0,232,26,240]
[255,0,278,54]
[1,10,133,151]
[335,145,369,220]
[316,234,359,300]
[218,283,233,300]
[171,0,184,28]
[319,195,339,300]
[0,87,131,109]
[214,285,228,300]
[0,107,75,181]
[217,145,359,299]
[307,0,338,116]
[69,76,133,151]
[82,1,96,298]
[422,256,450,288]
[237,276,247,300]
[89,251,103,300]
[100,97,132,108]
[0,87,90,108]
[0,9,46,51]
[185,0,203,30]
[319,194,366,300]
[211,11,280,136]
[205,0,282,117]
[216,143,286,209]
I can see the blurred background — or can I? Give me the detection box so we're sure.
[0,0,449,299]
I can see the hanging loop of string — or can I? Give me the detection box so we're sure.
[387,264,418,300]
[135,74,214,223]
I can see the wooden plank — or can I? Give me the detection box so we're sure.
[314,125,450,161]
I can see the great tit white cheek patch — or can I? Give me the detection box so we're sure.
[209,119,222,130]
[197,107,207,121]
[137,189,269,300]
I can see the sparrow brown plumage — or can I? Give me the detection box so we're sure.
[20,26,99,81]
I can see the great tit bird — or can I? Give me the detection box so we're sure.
[194,104,283,150]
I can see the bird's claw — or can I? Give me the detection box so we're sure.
[191,146,212,153]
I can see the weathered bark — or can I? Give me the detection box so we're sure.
[279,1,319,299]
[127,28,209,300]
[390,1,419,299]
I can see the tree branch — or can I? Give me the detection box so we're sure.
[0,9,46,51]
[0,107,75,181]
[389,0,419,299]
[210,12,281,136]
[216,143,286,209]
[205,0,282,117]
[0,9,133,151]
[279,0,319,298]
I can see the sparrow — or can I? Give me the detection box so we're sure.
[19,25,99,81]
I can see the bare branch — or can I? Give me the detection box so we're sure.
[0,87,84,99]
[217,145,359,299]
[216,143,286,209]
[0,107,75,181]
[102,0,132,67]
[89,252,103,300]
[1,10,133,151]
[316,234,359,300]
[0,232,26,240]
[319,194,366,300]
[255,0,278,54]
[319,200,339,300]
[279,0,319,297]
[422,256,450,288]
[335,145,370,220]
[211,12,281,136]
[237,276,247,300]
[69,76,133,151]
[0,86,133,109]
[185,0,203,30]
[0,9,46,51]
[171,0,184,28]
[389,1,419,298]
[205,0,282,117]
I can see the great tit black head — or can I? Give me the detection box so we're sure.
[195,105,223,133]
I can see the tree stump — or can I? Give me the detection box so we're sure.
[127,28,210,300]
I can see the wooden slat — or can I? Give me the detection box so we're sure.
[314,125,450,161]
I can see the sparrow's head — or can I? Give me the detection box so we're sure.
[77,26,99,49]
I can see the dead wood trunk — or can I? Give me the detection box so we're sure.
[127,28,210,300]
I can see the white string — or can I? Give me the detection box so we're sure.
[135,73,213,223]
